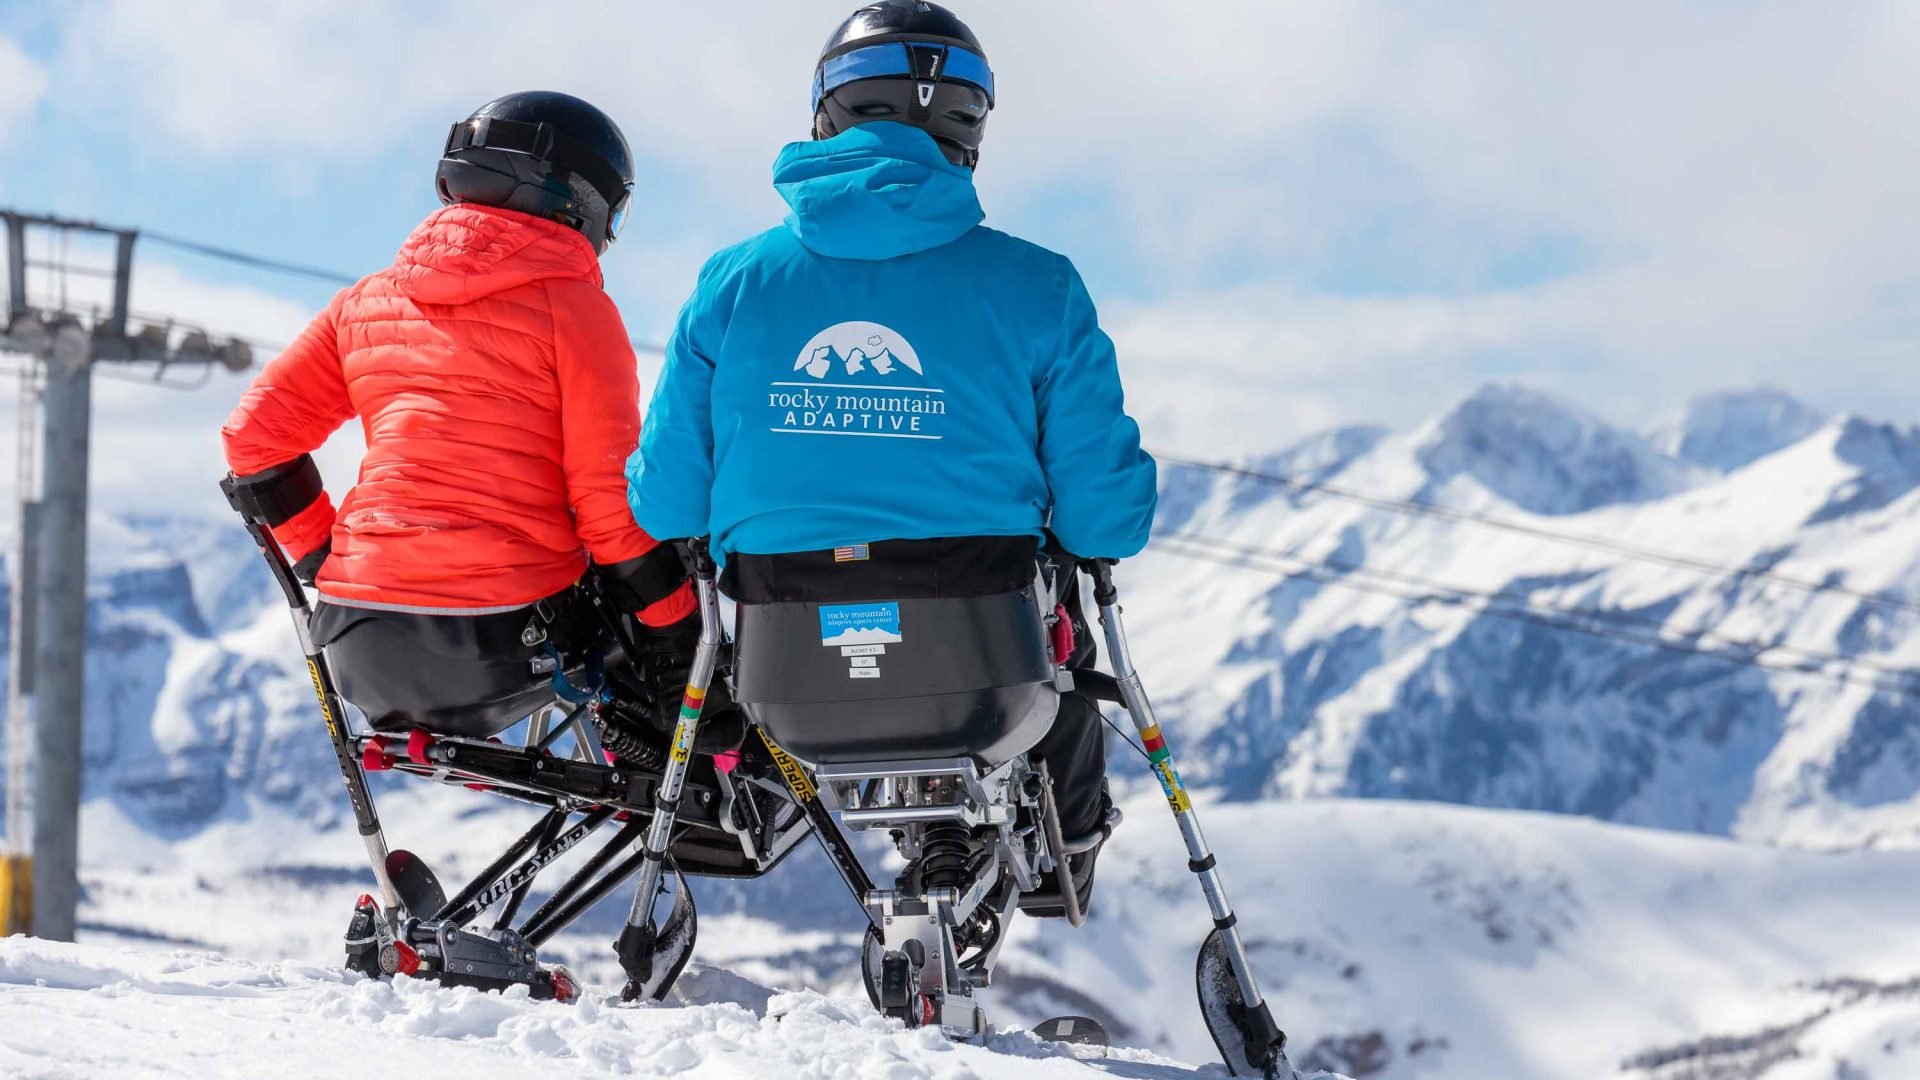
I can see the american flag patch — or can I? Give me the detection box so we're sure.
[833,544,871,563]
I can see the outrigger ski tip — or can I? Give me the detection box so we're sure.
[615,856,699,1003]
[1199,929,1293,1078]
[384,849,447,919]
[1032,1015,1111,1048]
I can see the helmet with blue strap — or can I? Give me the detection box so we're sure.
[812,1,995,168]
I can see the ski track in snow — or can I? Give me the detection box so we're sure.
[0,938,1347,1080]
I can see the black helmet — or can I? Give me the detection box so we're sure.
[436,91,636,254]
[812,1,994,168]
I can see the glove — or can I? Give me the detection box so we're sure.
[292,540,331,588]
[634,611,745,754]
[635,610,700,723]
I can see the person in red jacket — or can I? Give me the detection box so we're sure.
[221,91,709,742]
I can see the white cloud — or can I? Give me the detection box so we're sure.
[48,1,825,194]
[0,35,48,141]
[28,1,1920,456]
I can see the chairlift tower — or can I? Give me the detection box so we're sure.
[0,210,252,939]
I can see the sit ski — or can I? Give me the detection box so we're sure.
[228,472,1292,1076]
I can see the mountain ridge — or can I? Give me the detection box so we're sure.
[2,381,1915,850]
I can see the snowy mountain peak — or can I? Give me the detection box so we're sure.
[1412,383,1693,514]
[1251,424,1390,483]
[1656,386,1828,472]
[1803,415,1920,524]
[1824,415,1920,480]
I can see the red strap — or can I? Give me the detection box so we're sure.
[388,939,422,977]
[407,730,435,766]
[1050,604,1075,666]
[361,736,393,772]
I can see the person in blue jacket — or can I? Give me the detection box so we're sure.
[627,0,1156,907]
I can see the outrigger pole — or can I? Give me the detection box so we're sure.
[221,474,404,914]
[1085,559,1290,1079]
[614,539,721,1002]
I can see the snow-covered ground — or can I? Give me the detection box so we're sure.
[0,937,1309,1080]
[57,793,1920,1080]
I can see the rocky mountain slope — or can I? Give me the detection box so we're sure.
[1136,384,1920,850]
[5,384,1918,849]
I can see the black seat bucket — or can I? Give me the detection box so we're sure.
[312,604,559,739]
[733,587,1058,767]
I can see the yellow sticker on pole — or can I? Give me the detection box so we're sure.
[306,659,339,739]
[1153,760,1193,813]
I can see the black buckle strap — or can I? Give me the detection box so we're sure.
[223,454,325,528]
[519,584,604,652]
[906,43,947,123]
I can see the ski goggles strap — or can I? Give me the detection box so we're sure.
[812,41,995,111]
[445,116,630,216]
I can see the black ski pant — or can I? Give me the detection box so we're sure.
[1029,593,1108,840]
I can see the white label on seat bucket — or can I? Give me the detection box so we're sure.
[849,668,882,679]
[841,644,886,657]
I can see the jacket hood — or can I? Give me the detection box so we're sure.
[774,122,984,261]
[391,204,602,305]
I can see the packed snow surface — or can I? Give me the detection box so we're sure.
[0,938,1345,1080]
[59,794,1920,1080]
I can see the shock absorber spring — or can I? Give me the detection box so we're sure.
[919,822,973,891]
[594,700,666,772]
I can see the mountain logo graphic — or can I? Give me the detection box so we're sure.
[794,321,924,380]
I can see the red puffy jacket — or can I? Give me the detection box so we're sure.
[222,204,692,624]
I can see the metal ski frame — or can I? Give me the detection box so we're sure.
[831,753,1050,1041]
[1085,559,1290,1079]
[221,491,821,1001]
[754,729,880,932]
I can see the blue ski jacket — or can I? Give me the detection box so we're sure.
[626,122,1156,564]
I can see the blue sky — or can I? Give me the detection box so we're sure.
[2,1,1917,510]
